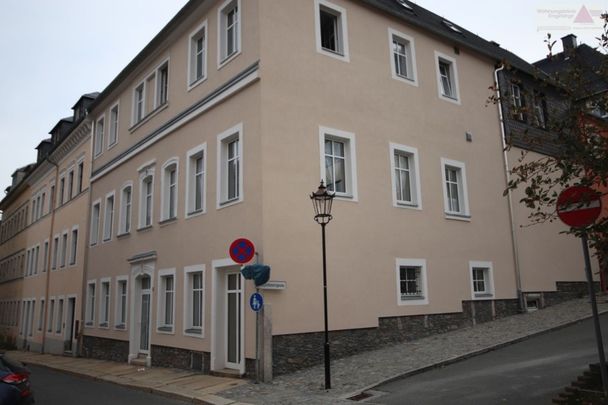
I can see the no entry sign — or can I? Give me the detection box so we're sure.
[229,238,255,264]
[556,186,602,229]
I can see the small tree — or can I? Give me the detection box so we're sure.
[502,21,608,269]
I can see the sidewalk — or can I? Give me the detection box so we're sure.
[8,350,248,405]
[9,297,608,405]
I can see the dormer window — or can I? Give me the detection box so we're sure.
[442,19,463,34]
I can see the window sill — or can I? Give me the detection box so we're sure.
[395,201,421,210]
[318,47,350,63]
[474,293,494,299]
[117,232,131,239]
[157,326,174,335]
[98,322,109,329]
[218,50,241,70]
[114,324,127,331]
[84,322,94,328]
[218,197,243,210]
[159,217,177,226]
[186,209,205,219]
[392,73,418,87]
[444,213,471,222]
[107,141,118,151]
[333,193,358,203]
[137,225,153,233]
[184,328,203,338]
[129,103,169,133]
[439,93,461,105]
[398,297,429,306]
[187,76,208,92]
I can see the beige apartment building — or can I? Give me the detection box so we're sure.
[0,0,595,377]
[0,94,96,355]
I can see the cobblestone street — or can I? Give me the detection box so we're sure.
[220,298,608,404]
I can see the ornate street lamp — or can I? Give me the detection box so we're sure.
[310,180,335,390]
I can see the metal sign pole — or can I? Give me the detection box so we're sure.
[582,231,608,398]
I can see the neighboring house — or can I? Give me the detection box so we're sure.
[0,0,597,378]
[0,93,97,354]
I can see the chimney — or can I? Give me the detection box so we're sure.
[562,34,577,52]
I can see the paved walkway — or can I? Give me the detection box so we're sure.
[8,297,608,405]
[219,297,608,404]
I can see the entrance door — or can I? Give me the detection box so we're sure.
[64,298,75,352]
[226,273,242,369]
[139,275,151,354]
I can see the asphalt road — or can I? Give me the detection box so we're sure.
[27,365,189,405]
[373,314,608,404]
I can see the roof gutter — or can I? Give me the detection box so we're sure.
[494,64,525,313]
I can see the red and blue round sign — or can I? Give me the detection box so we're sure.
[229,238,255,264]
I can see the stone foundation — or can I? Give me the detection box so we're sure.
[272,282,594,376]
[82,336,129,363]
[151,344,210,373]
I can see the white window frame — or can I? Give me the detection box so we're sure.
[69,225,78,266]
[60,230,68,268]
[469,261,495,300]
[67,167,75,200]
[47,297,55,333]
[103,191,115,242]
[389,143,422,209]
[37,298,44,332]
[118,182,133,235]
[42,239,49,272]
[183,264,205,338]
[434,51,461,104]
[94,116,105,157]
[99,277,111,328]
[188,20,208,89]
[108,102,120,148]
[55,296,64,335]
[76,159,84,194]
[33,244,39,275]
[157,268,176,334]
[314,0,350,62]
[440,158,470,220]
[51,235,59,270]
[319,126,358,201]
[160,158,179,222]
[217,0,242,69]
[90,199,101,246]
[154,58,170,109]
[132,81,146,125]
[216,123,244,209]
[395,258,428,305]
[114,276,128,330]
[388,28,418,86]
[85,280,96,327]
[186,143,207,217]
[138,167,155,229]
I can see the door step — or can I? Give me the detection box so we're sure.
[130,355,148,368]
[210,368,243,378]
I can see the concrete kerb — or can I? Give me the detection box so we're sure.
[339,309,608,401]
[14,354,244,405]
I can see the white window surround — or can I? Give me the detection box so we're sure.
[469,261,495,300]
[85,280,96,327]
[434,51,461,105]
[114,276,128,330]
[389,143,422,209]
[132,81,146,126]
[395,258,428,306]
[52,234,59,270]
[94,116,105,158]
[160,158,179,222]
[42,239,49,272]
[183,264,205,338]
[216,123,244,209]
[157,268,176,334]
[138,165,155,229]
[318,126,358,201]
[185,143,207,218]
[118,181,133,236]
[47,297,55,333]
[103,191,115,242]
[37,298,45,332]
[314,0,350,62]
[153,58,170,109]
[98,277,111,329]
[60,230,68,268]
[90,199,101,246]
[388,28,418,86]
[108,102,120,149]
[55,296,64,335]
[440,158,470,220]
[188,20,208,90]
[217,0,242,69]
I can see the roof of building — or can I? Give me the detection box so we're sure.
[71,92,100,109]
[533,43,608,98]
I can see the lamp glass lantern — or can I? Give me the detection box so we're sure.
[310,181,335,225]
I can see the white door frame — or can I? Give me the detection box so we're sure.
[64,295,77,352]
[211,258,245,374]
[128,262,154,366]
[225,271,243,370]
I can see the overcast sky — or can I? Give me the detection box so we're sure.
[0,0,606,195]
